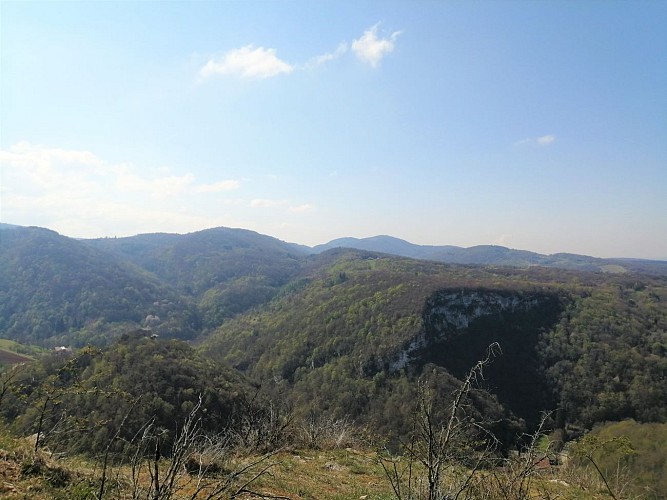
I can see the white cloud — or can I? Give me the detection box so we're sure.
[111,164,196,198]
[288,204,315,214]
[1,140,105,169]
[515,134,557,147]
[306,42,348,68]
[198,23,401,80]
[0,142,241,237]
[536,134,556,146]
[351,24,401,67]
[199,45,294,79]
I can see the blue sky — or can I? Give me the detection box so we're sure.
[1,1,665,259]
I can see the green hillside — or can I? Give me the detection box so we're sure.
[2,225,666,443]
[0,226,199,346]
[87,227,307,328]
[1,336,255,455]
[202,249,667,442]
[0,339,46,360]
[314,235,667,275]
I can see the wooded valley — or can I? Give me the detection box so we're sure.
[0,224,665,498]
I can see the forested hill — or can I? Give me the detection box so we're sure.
[86,227,307,293]
[0,226,199,346]
[86,227,307,328]
[202,249,667,437]
[0,335,258,455]
[313,235,667,275]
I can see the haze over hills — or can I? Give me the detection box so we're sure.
[4,222,665,275]
[88,226,667,276]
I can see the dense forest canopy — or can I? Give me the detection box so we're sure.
[0,336,258,455]
[0,227,200,345]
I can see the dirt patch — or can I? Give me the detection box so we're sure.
[0,349,33,365]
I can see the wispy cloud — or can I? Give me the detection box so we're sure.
[306,42,348,69]
[111,163,196,197]
[0,142,241,237]
[536,134,556,145]
[515,134,557,147]
[288,203,315,214]
[199,45,294,80]
[200,23,401,80]
[351,24,401,67]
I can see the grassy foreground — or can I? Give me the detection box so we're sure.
[0,430,630,500]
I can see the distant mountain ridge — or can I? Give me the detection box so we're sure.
[312,235,667,275]
[2,224,665,276]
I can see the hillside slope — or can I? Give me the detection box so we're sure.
[0,226,199,346]
[202,249,667,439]
[86,227,307,327]
[2,224,666,443]
[1,336,256,455]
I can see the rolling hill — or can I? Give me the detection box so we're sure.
[313,235,667,274]
[86,227,307,328]
[0,226,199,346]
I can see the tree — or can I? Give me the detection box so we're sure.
[379,343,501,500]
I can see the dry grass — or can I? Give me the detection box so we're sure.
[0,431,621,500]
[245,448,395,499]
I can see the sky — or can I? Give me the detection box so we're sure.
[1,1,666,259]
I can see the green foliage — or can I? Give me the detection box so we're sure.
[199,276,280,328]
[538,280,667,426]
[0,339,47,359]
[205,252,492,378]
[2,224,667,466]
[202,252,556,443]
[0,226,199,346]
[1,337,255,456]
[87,227,305,327]
[202,250,667,449]
[578,420,667,499]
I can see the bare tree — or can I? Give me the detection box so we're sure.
[232,391,295,453]
[0,363,24,408]
[97,396,140,499]
[379,343,502,500]
[115,395,287,499]
[481,411,556,499]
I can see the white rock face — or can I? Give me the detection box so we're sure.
[425,291,540,330]
[389,290,544,372]
[389,331,427,371]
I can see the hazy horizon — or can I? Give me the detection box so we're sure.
[2,2,665,259]
[3,221,666,262]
